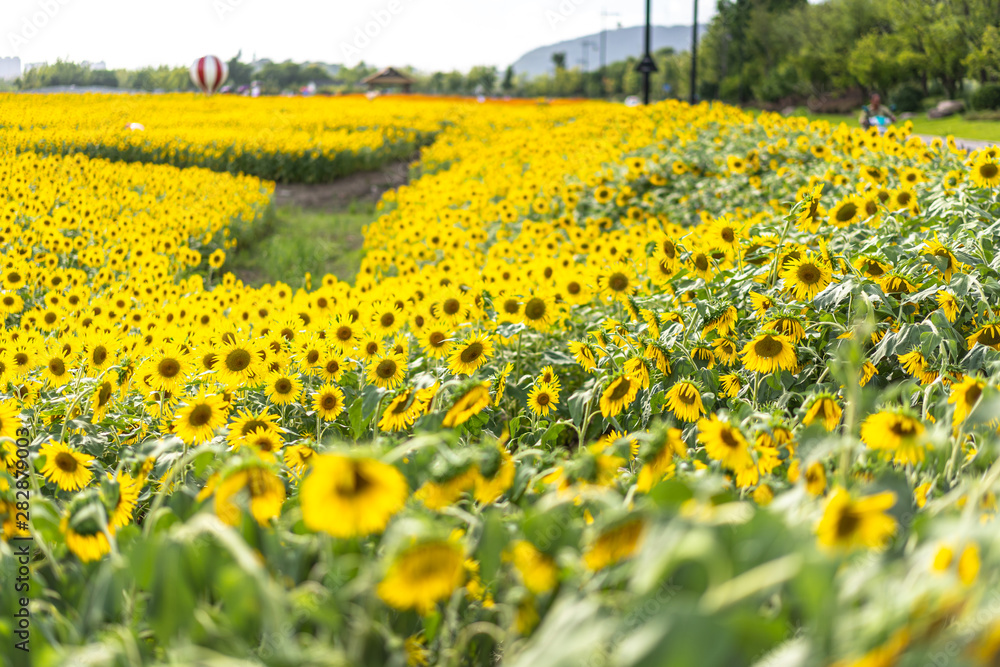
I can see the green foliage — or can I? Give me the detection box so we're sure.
[972,83,1000,110]
[891,84,924,113]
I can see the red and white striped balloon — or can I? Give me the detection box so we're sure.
[190,55,228,95]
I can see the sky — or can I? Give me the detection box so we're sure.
[1,0,715,72]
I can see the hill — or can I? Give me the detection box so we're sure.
[511,24,707,78]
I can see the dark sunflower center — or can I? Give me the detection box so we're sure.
[14,353,28,366]
[376,360,398,379]
[835,509,861,538]
[8,271,21,284]
[306,350,320,364]
[567,281,581,295]
[48,358,66,376]
[336,326,353,341]
[429,331,447,347]
[188,404,213,427]
[91,346,107,364]
[524,297,546,320]
[608,272,629,292]
[380,313,395,327]
[97,382,113,407]
[608,378,632,401]
[978,326,1000,346]
[677,386,696,405]
[796,264,821,284]
[980,163,999,179]
[225,349,251,373]
[44,312,57,324]
[536,393,550,406]
[503,299,520,314]
[54,452,78,473]
[158,358,180,378]
[460,343,483,364]
[965,384,982,406]
[721,228,735,243]
[835,203,857,222]
[275,378,293,394]
[340,464,372,497]
[719,428,741,450]
[326,360,340,374]
[889,419,917,437]
[694,254,709,271]
[321,394,339,410]
[662,240,676,258]
[754,336,783,359]
[443,298,461,315]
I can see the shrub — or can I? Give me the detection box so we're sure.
[891,84,923,113]
[972,83,1000,110]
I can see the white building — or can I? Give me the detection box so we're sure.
[0,57,21,81]
[81,60,107,71]
[23,62,46,73]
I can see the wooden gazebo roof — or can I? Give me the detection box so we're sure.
[361,67,414,87]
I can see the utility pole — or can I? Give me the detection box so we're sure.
[600,9,621,72]
[636,0,658,105]
[581,40,596,72]
[689,0,698,104]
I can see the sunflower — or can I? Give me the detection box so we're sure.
[368,353,407,389]
[380,388,417,432]
[741,331,796,374]
[142,344,191,393]
[61,494,110,562]
[0,400,23,442]
[950,375,986,425]
[665,380,705,422]
[86,374,118,422]
[213,338,261,387]
[243,427,284,462]
[804,462,827,496]
[442,381,491,428]
[527,382,560,416]
[265,373,302,406]
[861,409,926,464]
[923,239,962,281]
[493,362,514,406]
[507,540,558,594]
[697,415,753,472]
[313,384,346,421]
[522,292,557,331]
[317,351,345,382]
[853,255,891,279]
[214,464,286,527]
[226,407,280,446]
[828,196,864,227]
[283,444,316,475]
[419,321,453,359]
[781,254,832,301]
[377,540,466,614]
[447,334,494,376]
[748,291,774,317]
[970,154,1000,188]
[473,445,516,504]
[106,471,141,533]
[583,518,646,571]
[301,454,408,537]
[935,290,959,323]
[802,394,842,431]
[568,341,598,371]
[599,375,639,418]
[967,320,1000,351]
[83,332,117,371]
[329,314,360,352]
[371,303,404,336]
[898,349,938,385]
[795,183,825,231]
[703,304,737,336]
[172,391,228,445]
[39,440,94,491]
[208,249,226,269]
[719,373,742,398]
[816,487,897,551]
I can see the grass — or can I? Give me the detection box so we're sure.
[787,109,1000,142]
[228,204,375,287]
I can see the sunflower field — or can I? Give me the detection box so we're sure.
[2,94,1000,667]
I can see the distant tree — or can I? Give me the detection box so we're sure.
[965,25,1000,82]
[227,51,254,87]
[501,65,515,93]
[551,52,567,72]
[467,65,498,94]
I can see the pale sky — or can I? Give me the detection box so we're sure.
[1,0,715,72]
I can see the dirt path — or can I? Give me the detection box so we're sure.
[272,159,412,211]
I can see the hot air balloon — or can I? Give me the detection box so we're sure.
[190,55,228,96]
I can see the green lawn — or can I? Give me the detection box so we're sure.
[228,205,375,287]
[787,109,1000,142]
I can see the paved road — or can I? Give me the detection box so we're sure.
[916,134,997,151]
